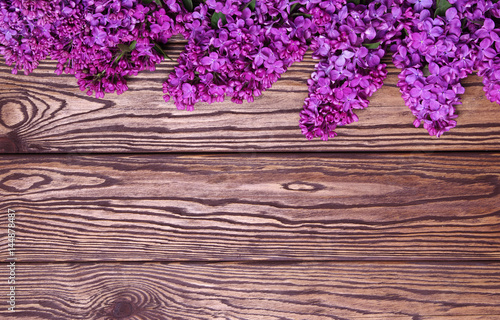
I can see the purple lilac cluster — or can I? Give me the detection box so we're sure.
[461,1,500,105]
[0,0,190,98]
[162,0,312,110]
[299,0,408,140]
[2,0,500,140]
[66,0,190,98]
[393,2,466,136]
[393,0,500,137]
[0,0,62,75]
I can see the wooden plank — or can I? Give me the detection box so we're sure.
[0,261,499,319]
[1,52,500,153]
[1,153,499,262]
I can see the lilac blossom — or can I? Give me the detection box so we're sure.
[163,0,311,110]
[299,0,404,140]
[0,0,191,98]
[393,0,500,137]
[2,0,500,141]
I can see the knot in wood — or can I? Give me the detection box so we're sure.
[282,181,326,192]
[111,300,134,318]
[0,99,28,129]
[0,136,18,153]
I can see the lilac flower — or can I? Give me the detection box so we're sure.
[0,0,190,97]
[408,0,433,12]
[410,80,433,100]
[163,0,311,111]
[3,0,500,142]
[391,1,482,137]
[200,52,225,72]
[252,47,272,67]
[336,50,354,67]
[300,0,397,140]
[133,4,150,20]
[182,82,196,99]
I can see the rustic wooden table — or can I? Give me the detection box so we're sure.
[1,46,500,319]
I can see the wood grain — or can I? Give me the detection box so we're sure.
[0,261,499,319]
[1,153,499,262]
[1,47,500,153]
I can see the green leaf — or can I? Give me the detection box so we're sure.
[144,0,162,5]
[129,40,137,51]
[435,0,452,17]
[243,0,254,10]
[461,18,468,29]
[118,41,137,54]
[115,41,138,63]
[291,13,312,18]
[114,52,125,64]
[243,0,256,10]
[423,65,430,76]
[211,12,227,29]
[363,41,381,49]
[182,0,193,11]
[248,0,256,11]
[154,43,173,61]
[118,43,131,53]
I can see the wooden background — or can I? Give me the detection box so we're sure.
[1,43,500,320]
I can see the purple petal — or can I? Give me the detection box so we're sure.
[343,51,355,59]
[445,7,457,21]
[430,27,443,38]
[151,24,161,33]
[428,62,439,75]
[365,26,376,40]
[336,56,346,67]
[410,88,421,97]
[484,18,495,31]
[480,38,492,49]
[200,56,212,65]
[444,90,455,100]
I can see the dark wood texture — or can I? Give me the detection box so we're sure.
[2,38,500,320]
[1,153,499,262]
[1,261,499,320]
[1,50,500,153]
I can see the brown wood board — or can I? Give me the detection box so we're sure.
[1,153,499,262]
[0,261,499,319]
[1,52,500,153]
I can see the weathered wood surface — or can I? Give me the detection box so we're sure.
[1,48,500,153]
[2,38,500,319]
[1,153,499,262]
[1,261,499,320]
